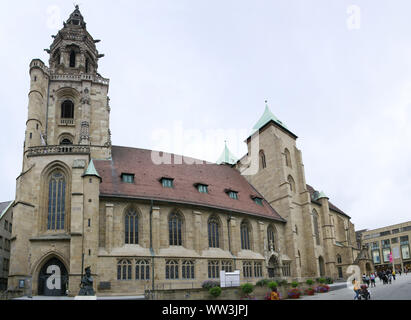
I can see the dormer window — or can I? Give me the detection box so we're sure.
[252,197,263,206]
[196,184,208,194]
[161,178,174,188]
[121,173,135,184]
[226,189,238,200]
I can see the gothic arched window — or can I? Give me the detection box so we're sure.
[208,216,220,248]
[337,254,342,264]
[165,260,179,279]
[267,226,276,251]
[285,148,292,168]
[260,150,267,169]
[182,260,195,279]
[125,209,139,244]
[288,175,296,193]
[169,212,183,246]
[47,171,66,231]
[135,259,150,280]
[241,221,251,250]
[69,50,76,68]
[117,259,132,280]
[61,100,74,119]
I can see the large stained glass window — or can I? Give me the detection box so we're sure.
[47,172,66,230]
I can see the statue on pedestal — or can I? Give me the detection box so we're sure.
[78,266,95,296]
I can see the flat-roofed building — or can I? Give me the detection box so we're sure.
[361,221,411,272]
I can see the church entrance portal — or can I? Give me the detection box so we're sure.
[267,256,280,278]
[38,257,68,296]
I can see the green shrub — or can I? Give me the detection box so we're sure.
[209,286,222,298]
[325,277,334,284]
[317,278,326,284]
[241,283,254,295]
[256,279,269,287]
[291,281,299,288]
[306,279,314,286]
[268,281,278,290]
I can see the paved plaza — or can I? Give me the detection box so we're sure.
[301,273,411,300]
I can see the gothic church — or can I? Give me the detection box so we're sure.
[7,7,371,296]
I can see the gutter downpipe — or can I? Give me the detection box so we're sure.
[149,199,155,294]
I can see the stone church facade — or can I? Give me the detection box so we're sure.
[7,7,371,296]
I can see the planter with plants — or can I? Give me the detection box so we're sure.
[287,281,301,299]
[240,283,255,300]
[304,279,315,296]
[315,284,330,293]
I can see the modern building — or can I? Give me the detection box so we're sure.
[7,6,371,297]
[361,221,411,272]
[0,201,13,291]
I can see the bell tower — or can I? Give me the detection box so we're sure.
[23,5,111,172]
[9,6,110,295]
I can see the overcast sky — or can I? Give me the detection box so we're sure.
[0,0,410,231]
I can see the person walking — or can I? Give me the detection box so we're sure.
[365,274,370,287]
[392,269,396,281]
[370,273,376,287]
[353,279,361,300]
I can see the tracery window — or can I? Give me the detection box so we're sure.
[47,171,66,231]
[135,259,150,280]
[182,260,195,279]
[241,221,251,250]
[208,216,220,248]
[221,260,233,273]
[254,262,263,278]
[169,212,183,246]
[165,260,179,279]
[125,208,139,244]
[208,260,220,279]
[243,261,253,278]
[117,259,132,280]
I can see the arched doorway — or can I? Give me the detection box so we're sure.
[38,257,68,296]
[267,256,280,278]
[318,256,325,277]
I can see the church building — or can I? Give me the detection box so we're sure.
[7,7,371,297]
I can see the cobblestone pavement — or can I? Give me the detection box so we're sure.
[300,273,411,300]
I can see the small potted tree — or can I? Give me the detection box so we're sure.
[240,283,255,300]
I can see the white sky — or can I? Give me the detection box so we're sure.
[0,0,410,230]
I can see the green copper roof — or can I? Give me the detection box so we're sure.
[83,160,101,180]
[312,191,328,201]
[216,142,238,165]
[250,101,289,136]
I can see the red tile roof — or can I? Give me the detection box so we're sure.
[94,146,285,222]
[306,184,350,218]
